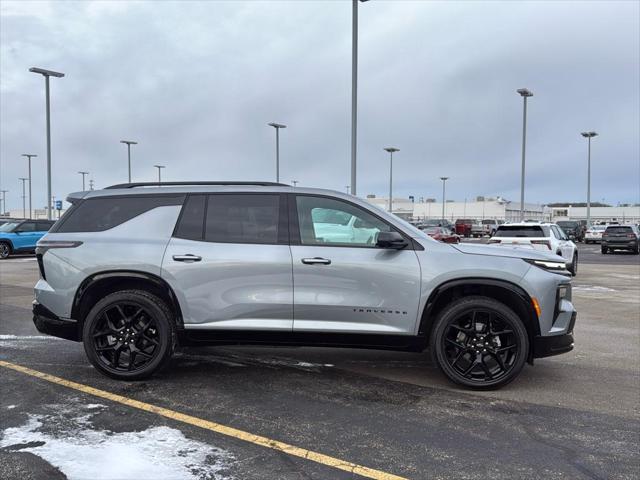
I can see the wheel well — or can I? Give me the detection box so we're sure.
[419,280,539,359]
[71,272,183,332]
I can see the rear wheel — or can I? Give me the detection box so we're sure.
[0,242,11,259]
[601,246,608,254]
[82,290,175,380]
[430,296,529,390]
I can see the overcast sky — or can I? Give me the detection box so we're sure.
[1,0,638,211]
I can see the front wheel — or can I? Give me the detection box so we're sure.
[82,290,175,380]
[430,296,529,390]
[568,254,578,276]
[0,242,10,259]
[601,246,608,254]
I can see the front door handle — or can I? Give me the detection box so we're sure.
[301,257,331,265]
[173,254,202,262]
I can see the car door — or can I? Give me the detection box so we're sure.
[161,193,293,331]
[551,226,573,260]
[290,194,422,335]
[13,221,39,250]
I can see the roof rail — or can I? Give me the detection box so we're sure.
[105,181,289,189]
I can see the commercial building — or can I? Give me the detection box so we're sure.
[550,206,640,224]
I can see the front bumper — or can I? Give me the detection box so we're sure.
[33,301,80,341]
[533,311,576,358]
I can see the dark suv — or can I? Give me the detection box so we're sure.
[601,225,640,254]
[556,221,584,242]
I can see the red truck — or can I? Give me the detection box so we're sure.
[454,218,474,237]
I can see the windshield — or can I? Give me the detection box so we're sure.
[494,225,546,238]
[0,222,20,232]
[557,222,578,228]
[481,220,495,225]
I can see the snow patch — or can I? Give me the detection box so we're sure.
[0,335,62,340]
[6,405,16,409]
[0,404,234,480]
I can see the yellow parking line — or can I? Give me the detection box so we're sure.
[0,360,407,480]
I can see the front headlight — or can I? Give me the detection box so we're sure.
[524,258,570,275]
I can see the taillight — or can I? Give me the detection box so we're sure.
[627,234,635,238]
[531,240,551,249]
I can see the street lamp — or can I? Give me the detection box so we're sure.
[154,165,165,184]
[516,88,533,221]
[384,147,399,212]
[19,178,28,218]
[120,140,138,183]
[21,154,37,219]
[267,123,286,182]
[581,131,598,228]
[440,177,449,221]
[351,0,370,197]
[29,67,65,220]
[78,171,89,191]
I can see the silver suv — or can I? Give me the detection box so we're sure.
[33,182,576,389]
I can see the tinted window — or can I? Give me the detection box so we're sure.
[174,195,206,240]
[494,226,545,238]
[36,221,54,231]
[605,226,633,234]
[17,222,37,232]
[296,196,392,247]
[204,194,279,244]
[54,195,185,233]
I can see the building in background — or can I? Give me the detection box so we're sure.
[551,206,640,224]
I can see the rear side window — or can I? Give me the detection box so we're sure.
[53,195,185,233]
[494,226,546,238]
[204,194,280,244]
[174,195,206,240]
[36,221,54,231]
[605,226,633,234]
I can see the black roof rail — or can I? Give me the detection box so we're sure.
[105,181,290,190]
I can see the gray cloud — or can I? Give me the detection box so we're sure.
[1,0,638,212]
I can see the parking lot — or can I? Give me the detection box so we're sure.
[1,244,638,480]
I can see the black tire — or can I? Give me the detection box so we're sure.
[601,246,608,254]
[569,254,578,276]
[0,242,11,259]
[82,290,175,380]
[633,244,640,255]
[430,296,529,390]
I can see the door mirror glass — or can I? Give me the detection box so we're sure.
[376,231,409,249]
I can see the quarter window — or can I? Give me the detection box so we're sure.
[204,194,280,244]
[174,195,206,241]
[295,196,392,247]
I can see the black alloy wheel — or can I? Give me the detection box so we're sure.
[431,296,528,389]
[83,290,175,380]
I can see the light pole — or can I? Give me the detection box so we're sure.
[120,140,137,183]
[154,165,165,184]
[581,131,598,228]
[440,177,449,221]
[291,180,298,187]
[78,171,89,191]
[516,88,533,221]
[21,154,37,219]
[267,123,286,183]
[29,67,65,220]
[351,0,370,197]
[345,185,350,195]
[19,178,28,218]
[0,190,7,215]
[384,147,399,212]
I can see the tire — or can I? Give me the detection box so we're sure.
[0,242,10,259]
[430,296,529,390]
[82,290,176,380]
[601,246,608,254]
[569,254,578,276]
[633,244,640,255]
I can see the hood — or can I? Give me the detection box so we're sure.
[451,243,565,262]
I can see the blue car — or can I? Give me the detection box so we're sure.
[0,219,55,259]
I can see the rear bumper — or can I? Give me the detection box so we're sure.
[533,311,576,358]
[602,240,637,249]
[33,301,80,342]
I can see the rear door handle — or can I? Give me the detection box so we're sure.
[301,257,331,265]
[173,254,202,262]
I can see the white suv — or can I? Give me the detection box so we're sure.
[489,222,578,276]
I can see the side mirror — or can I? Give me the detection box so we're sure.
[376,231,408,249]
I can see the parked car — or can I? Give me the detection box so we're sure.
[419,218,454,230]
[556,221,585,242]
[601,225,640,254]
[584,225,607,244]
[454,218,474,238]
[422,226,460,244]
[481,219,500,237]
[33,181,576,389]
[0,219,55,259]
[488,222,578,275]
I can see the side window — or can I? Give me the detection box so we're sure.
[18,222,37,232]
[204,194,280,244]
[295,196,392,247]
[36,221,53,231]
[174,195,206,241]
[52,195,185,233]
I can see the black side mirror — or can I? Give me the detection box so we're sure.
[376,231,408,249]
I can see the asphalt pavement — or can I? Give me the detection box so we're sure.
[1,255,638,480]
